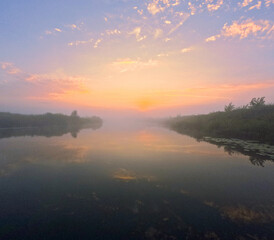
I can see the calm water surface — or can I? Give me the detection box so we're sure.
[0,121,273,240]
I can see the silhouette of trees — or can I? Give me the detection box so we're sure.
[249,97,265,108]
[165,97,274,143]
[0,111,103,131]
[224,102,235,112]
[71,110,78,117]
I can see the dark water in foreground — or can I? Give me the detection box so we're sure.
[0,122,273,240]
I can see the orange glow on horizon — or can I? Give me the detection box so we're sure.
[23,80,274,112]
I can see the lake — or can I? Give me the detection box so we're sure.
[0,121,273,240]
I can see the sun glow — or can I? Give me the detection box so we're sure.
[0,0,273,114]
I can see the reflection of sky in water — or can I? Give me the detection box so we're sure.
[0,125,273,239]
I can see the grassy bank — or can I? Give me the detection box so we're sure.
[164,101,274,144]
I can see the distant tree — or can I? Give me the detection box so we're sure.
[241,104,249,109]
[249,97,265,108]
[71,110,78,117]
[224,102,235,112]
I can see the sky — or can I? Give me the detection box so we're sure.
[0,0,273,117]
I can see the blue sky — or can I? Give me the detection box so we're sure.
[0,0,273,116]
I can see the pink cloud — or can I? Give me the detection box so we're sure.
[0,62,91,100]
[206,18,274,42]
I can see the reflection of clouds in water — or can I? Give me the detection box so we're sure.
[113,168,137,181]
[135,130,223,155]
[204,201,274,224]
[0,141,89,176]
[221,205,274,224]
[81,128,227,157]
[180,189,190,196]
[113,168,156,182]
[131,200,144,214]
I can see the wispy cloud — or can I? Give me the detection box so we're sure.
[68,38,93,46]
[265,0,274,7]
[181,47,194,53]
[147,81,274,103]
[43,22,83,37]
[93,39,103,48]
[54,28,62,32]
[222,19,273,39]
[66,24,81,30]
[206,18,274,41]
[44,28,63,35]
[0,62,90,100]
[111,58,158,73]
[249,1,262,10]
[206,0,224,12]
[106,29,121,35]
[147,0,181,15]
[0,62,22,75]
[154,28,163,39]
[129,27,147,42]
[147,1,165,15]
[238,0,255,8]
[168,12,190,35]
[205,35,221,42]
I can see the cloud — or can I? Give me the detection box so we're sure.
[94,39,102,48]
[147,1,165,15]
[238,0,264,9]
[184,82,274,94]
[66,24,81,30]
[129,27,147,41]
[205,35,221,42]
[181,47,194,53]
[188,2,197,15]
[146,82,274,105]
[147,0,180,15]
[156,46,194,58]
[206,0,224,12]
[44,30,53,35]
[168,12,190,35]
[111,58,158,73]
[238,0,255,8]
[206,19,274,42]
[249,1,262,10]
[106,29,121,35]
[138,9,144,15]
[157,52,170,57]
[68,28,120,48]
[154,28,163,39]
[54,28,62,32]
[0,62,21,75]
[0,62,90,100]
[222,19,273,39]
[44,27,63,35]
[68,38,93,46]
[43,23,82,37]
[265,0,274,7]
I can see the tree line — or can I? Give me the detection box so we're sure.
[164,97,274,144]
[0,111,103,130]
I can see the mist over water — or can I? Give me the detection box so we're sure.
[0,119,274,239]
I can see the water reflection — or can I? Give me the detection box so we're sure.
[200,137,274,167]
[0,120,103,139]
[0,125,273,239]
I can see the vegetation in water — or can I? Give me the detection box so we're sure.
[201,137,274,167]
